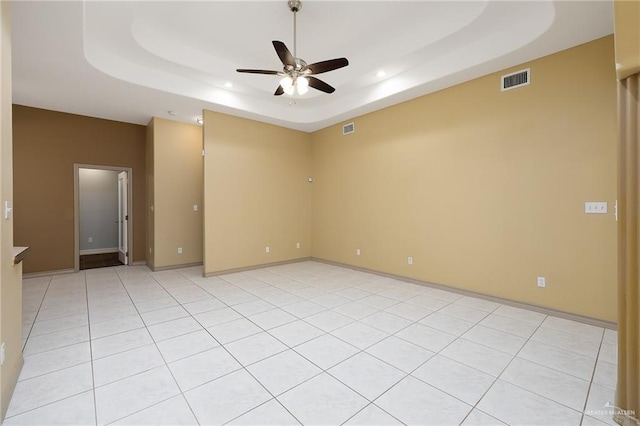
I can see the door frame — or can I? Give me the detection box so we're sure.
[117,171,129,266]
[74,164,134,272]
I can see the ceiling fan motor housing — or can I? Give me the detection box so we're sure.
[288,0,302,12]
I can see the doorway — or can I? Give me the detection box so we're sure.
[74,164,133,272]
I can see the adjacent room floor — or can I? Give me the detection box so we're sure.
[7,261,617,425]
[79,253,123,271]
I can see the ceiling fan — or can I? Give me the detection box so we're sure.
[236,0,349,96]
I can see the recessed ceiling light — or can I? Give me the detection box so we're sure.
[376,71,386,78]
[168,110,176,116]
[224,82,233,88]
[196,116,203,125]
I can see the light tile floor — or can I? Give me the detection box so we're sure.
[7,261,618,425]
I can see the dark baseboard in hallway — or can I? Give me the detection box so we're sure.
[79,253,123,270]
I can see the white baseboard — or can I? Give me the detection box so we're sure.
[79,248,118,256]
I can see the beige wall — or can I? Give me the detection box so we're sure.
[12,106,147,273]
[613,0,640,79]
[311,36,618,322]
[148,118,203,269]
[0,1,23,419]
[203,110,312,274]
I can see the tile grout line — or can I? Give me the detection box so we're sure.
[113,266,203,425]
[84,271,100,426]
[11,262,618,425]
[214,263,617,422]
[460,315,610,423]
[336,306,471,424]
[5,275,93,421]
[184,266,428,424]
[213,271,429,423]
[458,314,549,425]
[355,305,502,424]
[20,275,53,352]
[580,327,607,425]
[76,268,171,424]
[174,268,307,425]
[124,267,300,424]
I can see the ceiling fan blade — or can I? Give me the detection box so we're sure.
[272,41,296,68]
[307,76,335,94]
[274,85,285,96]
[305,58,349,75]
[236,69,280,75]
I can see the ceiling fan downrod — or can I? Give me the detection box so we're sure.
[288,0,302,63]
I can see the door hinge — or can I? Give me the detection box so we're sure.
[125,215,128,221]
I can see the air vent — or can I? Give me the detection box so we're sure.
[343,122,355,135]
[501,68,530,91]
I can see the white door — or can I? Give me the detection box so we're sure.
[118,171,129,265]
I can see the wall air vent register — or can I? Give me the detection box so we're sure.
[501,68,530,91]
[343,122,355,135]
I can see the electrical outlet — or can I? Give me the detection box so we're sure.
[88,237,93,243]
[296,242,300,249]
[265,246,270,253]
[177,247,183,254]
[408,256,413,265]
[356,248,361,256]
[537,276,546,288]
[193,205,198,211]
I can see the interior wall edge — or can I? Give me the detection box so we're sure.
[311,257,618,330]
[0,356,23,420]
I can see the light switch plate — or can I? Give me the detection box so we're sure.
[4,201,11,219]
[585,202,607,214]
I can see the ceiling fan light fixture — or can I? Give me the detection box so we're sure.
[296,77,309,95]
[280,76,295,95]
[236,0,348,96]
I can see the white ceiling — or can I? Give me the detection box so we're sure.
[11,1,613,132]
